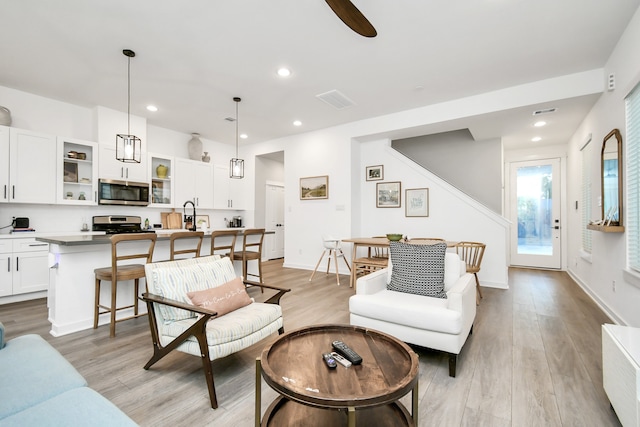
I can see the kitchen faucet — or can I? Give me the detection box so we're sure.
[183,200,196,231]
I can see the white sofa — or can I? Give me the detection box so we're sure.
[349,252,476,376]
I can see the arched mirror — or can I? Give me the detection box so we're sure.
[601,129,623,226]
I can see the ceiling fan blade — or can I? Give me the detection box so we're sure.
[325,0,377,38]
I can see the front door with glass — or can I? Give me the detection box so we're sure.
[509,158,562,269]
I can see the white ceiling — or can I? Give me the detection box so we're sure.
[1,1,638,150]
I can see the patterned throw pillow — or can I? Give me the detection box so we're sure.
[387,241,447,298]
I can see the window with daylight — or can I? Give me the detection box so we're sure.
[626,83,640,271]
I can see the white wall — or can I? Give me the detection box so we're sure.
[566,6,640,327]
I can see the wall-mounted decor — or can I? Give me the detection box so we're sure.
[405,188,429,217]
[366,165,384,181]
[63,161,78,183]
[376,181,401,208]
[300,175,329,200]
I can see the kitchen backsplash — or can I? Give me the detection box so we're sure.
[0,204,253,235]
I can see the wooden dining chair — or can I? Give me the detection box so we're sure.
[230,228,265,287]
[456,241,486,305]
[94,233,157,337]
[210,229,239,258]
[351,237,389,288]
[169,231,204,260]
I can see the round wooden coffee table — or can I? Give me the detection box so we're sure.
[256,324,419,426]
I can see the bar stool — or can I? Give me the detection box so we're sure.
[210,229,239,258]
[229,228,265,286]
[94,233,157,337]
[309,235,351,286]
[169,231,204,260]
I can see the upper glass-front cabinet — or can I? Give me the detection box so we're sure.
[56,137,98,205]
[149,153,173,207]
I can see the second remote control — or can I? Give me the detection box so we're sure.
[332,340,363,365]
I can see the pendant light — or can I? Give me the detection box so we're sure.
[230,97,244,179]
[116,49,141,163]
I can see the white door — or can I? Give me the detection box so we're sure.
[509,158,562,269]
[265,184,285,259]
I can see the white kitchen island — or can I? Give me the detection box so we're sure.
[37,229,268,336]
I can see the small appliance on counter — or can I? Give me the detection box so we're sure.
[11,217,35,232]
[230,216,243,228]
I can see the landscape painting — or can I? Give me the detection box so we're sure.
[300,175,328,200]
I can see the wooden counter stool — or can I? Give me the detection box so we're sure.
[230,228,265,287]
[169,231,204,260]
[210,229,238,258]
[94,233,157,337]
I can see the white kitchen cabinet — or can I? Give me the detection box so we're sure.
[99,145,147,182]
[213,164,247,210]
[0,238,49,297]
[175,158,213,209]
[57,137,99,205]
[602,323,640,427]
[1,126,57,204]
[149,153,174,207]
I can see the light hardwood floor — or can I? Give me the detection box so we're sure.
[1,261,622,426]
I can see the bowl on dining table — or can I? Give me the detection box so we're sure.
[386,234,403,241]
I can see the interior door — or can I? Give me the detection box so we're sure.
[509,158,561,269]
[265,184,285,259]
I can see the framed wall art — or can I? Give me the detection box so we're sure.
[300,175,329,200]
[195,215,210,230]
[376,181,401,208]
[405,188,429,217]
[366,165,384,181]
[63,161,78,183]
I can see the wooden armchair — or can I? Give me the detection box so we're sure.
[141,255,290,409]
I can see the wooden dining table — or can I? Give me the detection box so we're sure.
[342,237,458,288]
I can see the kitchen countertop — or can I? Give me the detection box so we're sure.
[35,228,272,246]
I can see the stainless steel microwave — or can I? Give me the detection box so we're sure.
[98,179,149,206]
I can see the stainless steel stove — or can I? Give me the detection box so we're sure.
[92,215,155,234]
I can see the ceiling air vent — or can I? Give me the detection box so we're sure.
[532,108,557,116]
[316,89,356,110]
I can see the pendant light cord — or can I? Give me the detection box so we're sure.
[235,101,239,157]
[127,55,131,135]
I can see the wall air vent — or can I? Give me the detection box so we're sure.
[532,108,557,116]
[316,89,356,110]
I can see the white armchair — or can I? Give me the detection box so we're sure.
[349,251,476,376]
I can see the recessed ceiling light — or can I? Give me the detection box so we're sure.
[293,120,302,127]
[146,105,158,112]
[277,68,291,77]
[240,133,248,139]
[534,121,546,127]
[531,136,542,142]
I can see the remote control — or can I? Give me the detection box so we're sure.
[332,340,363,365]
[322,352,337,369]
[330,351,352,367]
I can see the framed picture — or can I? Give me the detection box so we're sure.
[195,215,209,230]
[300,175,329,200]
[405,188,429,217]
[376,181,401,208]
[366,165,384,181]
[63,161,78,183]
